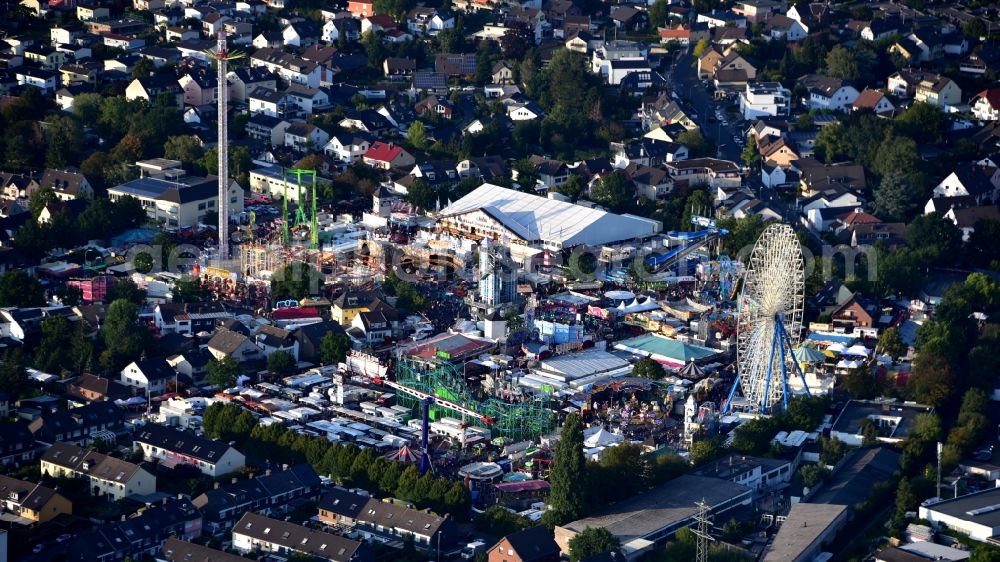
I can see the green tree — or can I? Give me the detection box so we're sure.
[692,39,711,58]
[632,358,666,379]
[407,121,428,151]
[163,135,205,167]
[741,136,761,169]
[320,332,351,365]
[907,214,962,268]
[0,270,44,307]
[0,348,29,399]
[206,356,239,388]
[70,322,95,375]
[874,173,920,222]
[825,45,860,80]
[553,174,585,202]
[568,528,621,562]
[267,350,297,375]
[100,299,146,372]
[689,436,724,466]
[543,413,588,526]
[872,134,919,181]
[649,0,670,28]
[404,179,435,211]
[35,316,73,375]
[591,172,631,212]
[45,114,84,168]
[877,327,907,360]
[677,130,713,158]
[966,219,1000,268]
[28,186,58,219]
[513,158,539,191]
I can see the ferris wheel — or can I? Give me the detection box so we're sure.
[723,224,810,415]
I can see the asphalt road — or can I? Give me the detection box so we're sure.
[669,50,745,164]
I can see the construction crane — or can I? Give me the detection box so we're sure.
[206,32,244,260]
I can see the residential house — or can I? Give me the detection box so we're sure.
[134,424,245,477]
[624,164,672,200]
[41,442,155,500]
[339,110,393,135]
[794,158,867,197]
[740,82,791,119]
[294,321,348,364]
[154,302,231,335]
[407,7,454,35]
[160,539,249,562]
[887,70,936,99]
[852,88,895,114]
[799,74,859,112]
[120,358,176,396]
[35,168,93,200]
[363,142,416,170]
[915,75,962,108]
[16,67,59,92]
[0,474,71,523]
[250,47,321,88]
[246,115,291,148]
[283,21,318,48]
[0,422,37,466]
[126,75,183,108]
[192,464,321,534]
[384,57,416,80]
[318,488,456,549]
[487,527,560,562]
[491,62,513,84]
[255,324,299,359]
[207,328,262,364]
[178,71,218,107]
[415,95,454,118]
[832,294,875,329]
[734,0,782,24]
[284,83,330,116]
[249,87,286,118]
[68,498,202,562]
[932,164,999,205]
[506,100,544,121]
[861,18,902,41]
[331,290,380,326]
[697,9,747,29]
[610,6,648,31]
[233,511,370,562]
[324,132,374,163]
[66,374,131,404]
[945,205,1000,241]
[435,53,476,77]
[227,67,276,104]
[759,137,800,168]
[28,402,125,446]
[764,14,807,41]
[350,310,392,345]
[285,122,330,151]
[347,0,373,17]
[972,88,1000,121]
[658,26,691,46]
[665,158,742,188]
[851,222,905,249]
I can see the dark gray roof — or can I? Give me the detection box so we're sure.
[134,424,237,464]
[235,511,365,562]
[161,538,250,562]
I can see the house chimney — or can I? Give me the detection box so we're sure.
[214,481,221,489]
[265,469,272,477]
[163,496,169,506]
[282,463,289,471]
[232,477,238,484]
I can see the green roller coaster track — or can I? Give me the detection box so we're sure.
[395,358,555,442]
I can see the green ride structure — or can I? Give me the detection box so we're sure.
[280,168,319,249]
[394,358,555,442]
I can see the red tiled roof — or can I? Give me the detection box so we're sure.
[852,88,885,109]
[364,141,403,162]
[974,88,1000,111]
[659,27,690,39]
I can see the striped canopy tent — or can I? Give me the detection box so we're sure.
[385,444,420,463]
[793,346,826,364]
[678,360,706,380]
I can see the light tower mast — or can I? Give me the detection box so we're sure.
[210,31,243,260]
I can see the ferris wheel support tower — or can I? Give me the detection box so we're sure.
[723,224,811,415]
